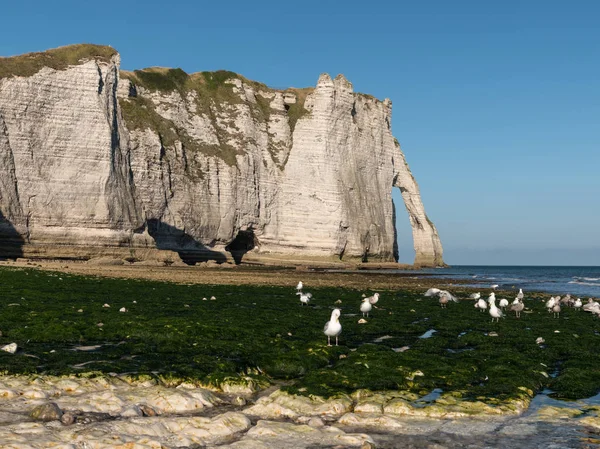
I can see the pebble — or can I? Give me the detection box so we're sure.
[139,404,159,416]
[1,343,17,354]
[60,412,75,425]
[232,396,247,406]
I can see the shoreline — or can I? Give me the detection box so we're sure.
[0,261,597,447]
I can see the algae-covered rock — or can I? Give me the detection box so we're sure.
[338,412,406,429]
[536,405,584,419]
[30,402,63,421]
[243,390,352,419]
[383,398,414,416]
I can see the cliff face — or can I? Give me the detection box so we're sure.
[0,44,443,266]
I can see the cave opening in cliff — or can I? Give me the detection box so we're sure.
[225,229,257,265]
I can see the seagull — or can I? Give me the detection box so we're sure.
[324,309,342,346]
[574,298,582,311]
[546,297,557,311]
[498,298,509,311]
[475,297,487,312]
[360,298,372,317]
[368,293,380,305]
[516,289,524,300]
[424,288,441,297]
[424,288,457,304]
[296,281,303,292]
[489,296,503,322]
[583,298,599,313]
[510,299,524,318]
[491,284,499,290]
[297,292,312,306]
[439,290,458,304]
[552,302,561,318]
[469,292,481,300]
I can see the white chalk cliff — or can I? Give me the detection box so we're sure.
[0,44,443,266]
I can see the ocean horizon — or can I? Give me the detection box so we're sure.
[402,265,600,298]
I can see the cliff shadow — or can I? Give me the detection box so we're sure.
[0,210,24,260]
[225,229,257,265]
[146,218,228,265]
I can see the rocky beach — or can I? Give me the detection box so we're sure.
[0,261,599,448]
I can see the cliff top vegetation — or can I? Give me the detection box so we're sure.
[0,44,118,79]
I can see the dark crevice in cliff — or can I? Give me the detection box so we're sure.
[97,66,104,95]
[146,218,227,265]
[351,101,357,124]
[0,210,24,260]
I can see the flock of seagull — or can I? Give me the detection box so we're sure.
[424,286,600,322]
[297,279,599,346]
[296,281,380,346]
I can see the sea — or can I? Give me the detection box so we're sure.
[405,265,600,298]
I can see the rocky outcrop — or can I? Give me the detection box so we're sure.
[0,44,443,266]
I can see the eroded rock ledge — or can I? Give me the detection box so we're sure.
[0,44,443,266]
[0,374,593,448]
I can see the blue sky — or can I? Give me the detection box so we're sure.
[2,1,598,265]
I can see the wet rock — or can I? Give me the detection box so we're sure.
[307,417,324,427]
[139,404,159,416]
[536,405,584,419]
[232,396,247,406]
[60,412,75,425]
[223,420,373,448]
[30,402,63,421]
[74,411,114,424]
[338,412,405,430]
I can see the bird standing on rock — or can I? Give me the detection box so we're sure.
[324,309,342,346]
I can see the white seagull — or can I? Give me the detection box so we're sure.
[489,295,503,322]
[574,298,582,311]
[297,292,312,306]
[296,281,303,292]
[475,297,488,312]
[424,288,441,297]
[324,309,342,346]
[368,293,380,305]
[498,298,509,310]
[516,288,524,300]
[491,284,499,290]
[469,292,481,300]
[360,298,373,317]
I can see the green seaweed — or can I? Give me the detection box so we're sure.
[0,266,599,404]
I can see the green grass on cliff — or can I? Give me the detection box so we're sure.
[120,67,312,167]
[0,266,599,404]
[0,44,118,79]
